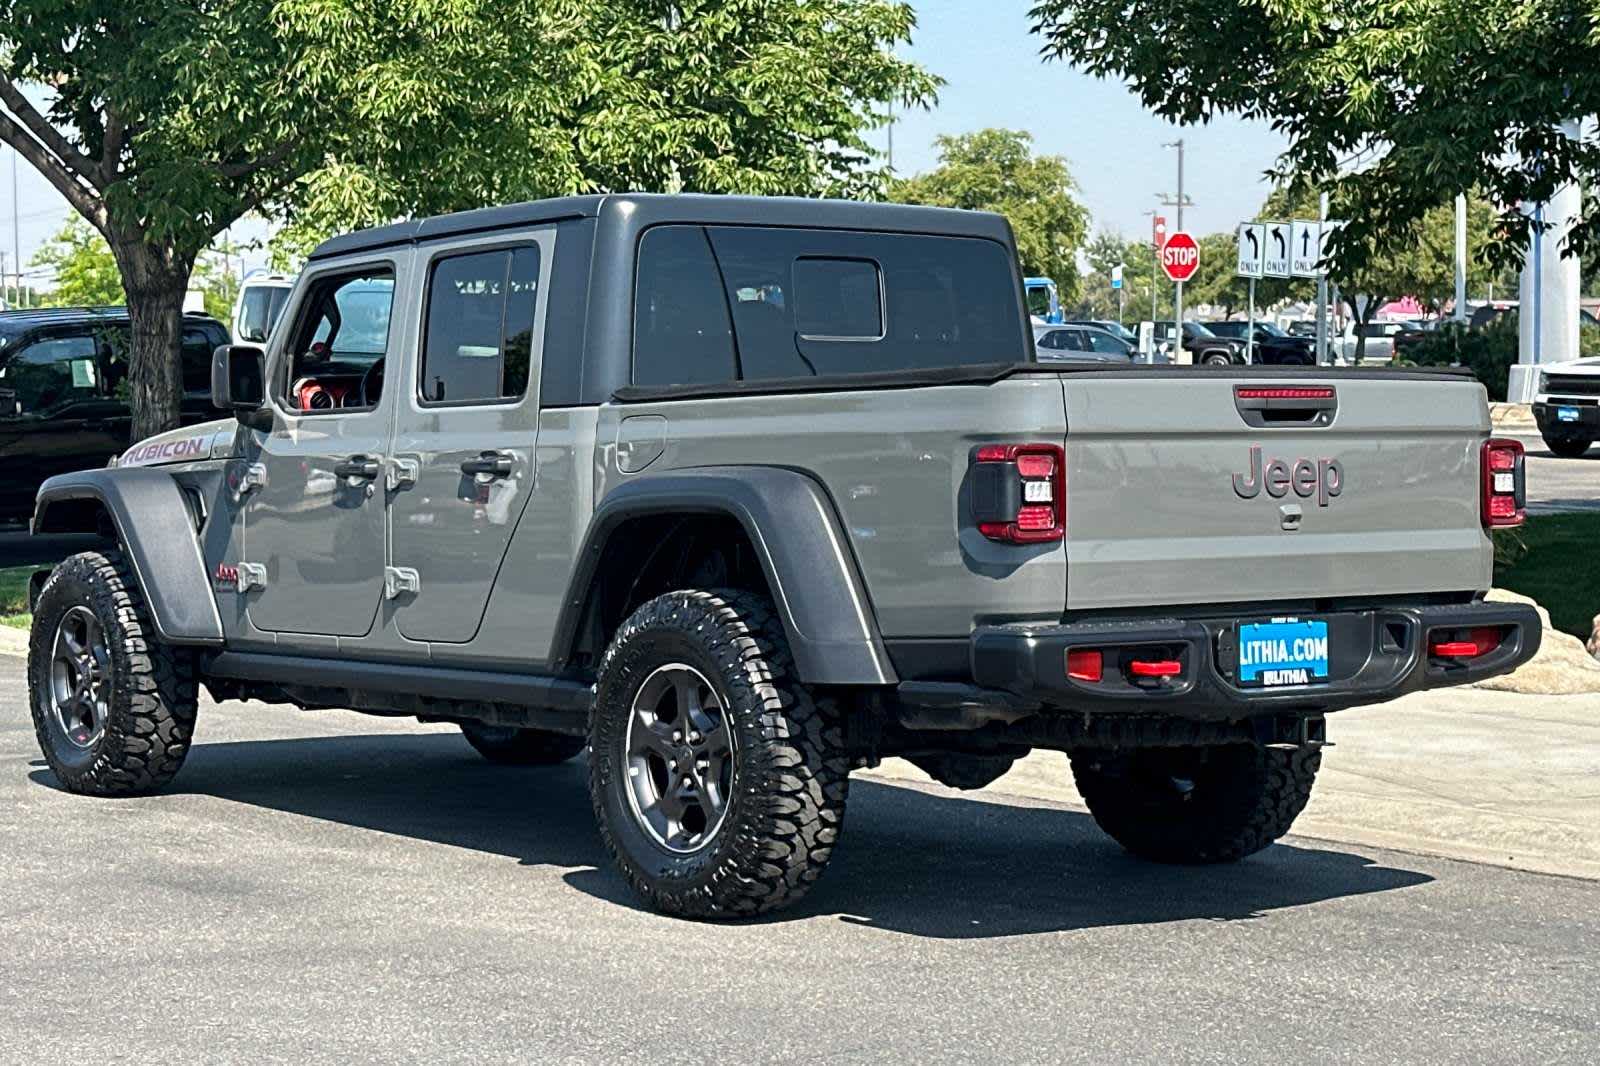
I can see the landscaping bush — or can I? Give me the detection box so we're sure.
[1408,316,1519,400]
[1411,313,1600,401]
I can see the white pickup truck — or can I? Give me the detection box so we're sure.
[1533,357,1600,457]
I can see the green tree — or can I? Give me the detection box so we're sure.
[1075,230,1163,322]
[1030,0,1600,270]
[1,1,935,439]
[891,129,1089,304]
[29,218,122,307]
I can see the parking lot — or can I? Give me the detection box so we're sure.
[1,654,1595,1064]
[1508,431,1600,514]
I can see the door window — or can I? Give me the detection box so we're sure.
[1,333,100,416]
[1086,331,1127,354]
[280,268,395,412]
[419,247,541,405]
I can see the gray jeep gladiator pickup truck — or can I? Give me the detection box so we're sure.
[26,194,1541,919]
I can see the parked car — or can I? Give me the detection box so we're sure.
[25,194,1540,922]
[1201,320,1316,365]
[1533,358,1600,457]
[1064,318,1139,346]
[1152,320,1245,365]
[1287,319,1318,338]
[1334,320,1420,361]
[230,270,295,344]
[1034,323,1133,363]
[0,306,228,524]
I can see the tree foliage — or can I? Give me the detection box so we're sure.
[890,129,1089,304]
[29,218,123,307]
[1030,0,1600,270]
[1074,230,1163,321]
[1,0,936,436]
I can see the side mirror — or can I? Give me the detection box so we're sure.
[211,344,269,427]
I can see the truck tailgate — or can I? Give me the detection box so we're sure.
[1061,374,1494,612]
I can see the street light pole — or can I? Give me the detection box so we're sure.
[1315,191,1330,364]
[1453,192,1468,323]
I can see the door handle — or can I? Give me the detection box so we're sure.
[460,450,514,478]
[333,454,382,480]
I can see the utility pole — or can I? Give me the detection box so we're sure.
[1315,191,1330,364]
[1453,192,1468,323]
[1159,140,1192,363]
[9,144,18,308]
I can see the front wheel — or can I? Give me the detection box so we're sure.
[1201,350,1233,366]
[1070,743,1320,863]
[1542,433,1593,459]
[588,589,849,919]
[29,551,198,795]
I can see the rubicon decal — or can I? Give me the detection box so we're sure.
[121,435,211,467]
[1232,445,1344,506]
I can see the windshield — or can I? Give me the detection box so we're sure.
[1256,321,1289,337]
[1183,321,1218,338]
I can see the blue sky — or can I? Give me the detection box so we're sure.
[3,0,1292,285]
[886,0,1291,242]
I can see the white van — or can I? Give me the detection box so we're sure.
[230,270,296,344]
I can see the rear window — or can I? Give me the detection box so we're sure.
[632,225,1026,387]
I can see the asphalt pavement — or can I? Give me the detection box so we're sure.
[1509,431,1600,514]
[0,653,1595,1064]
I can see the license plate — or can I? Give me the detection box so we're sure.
[1559,406,1581,423]
[1237,619,1330,687]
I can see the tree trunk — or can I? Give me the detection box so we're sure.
[111,238,195,442]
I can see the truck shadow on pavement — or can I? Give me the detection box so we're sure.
[30,731,1433,940]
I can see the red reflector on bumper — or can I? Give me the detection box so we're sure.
[1066,648,1103,683]
[1430,627,1503,659]
[1128,659,1183,678]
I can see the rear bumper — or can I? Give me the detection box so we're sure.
[1534,400,1600,434]
[965,601,1542,720]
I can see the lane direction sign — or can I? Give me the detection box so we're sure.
[1236,223,1265,278]
[1291,219,1322,277]
[1263,221,1291,278]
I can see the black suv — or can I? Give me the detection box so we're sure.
[1202,320,1316,365]
[0,307,228,524]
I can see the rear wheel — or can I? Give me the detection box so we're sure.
[459,722,585,766]
[588,589,849,919]
[1070,743,1320,863]
[1201,350,1233,366]
[28,551,198,796]
[1542,433,1593,459]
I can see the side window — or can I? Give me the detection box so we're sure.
[1035,331,1061,351]
[632,226,738,387]
[281,268,395,412]
[419,246,541,405]
[793,258,883,340]
[181,327,217,396]
[2,333,100,415]
[1087,331,1125,354]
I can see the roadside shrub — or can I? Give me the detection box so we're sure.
[1409,316,1519,401]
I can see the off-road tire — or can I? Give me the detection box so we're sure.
[1202,350,1234,366]
[589,589,849,919]
[29,550,198,796]
[459,722,586,766]
[1542,433,1593,459]
[1069,742,1320,863]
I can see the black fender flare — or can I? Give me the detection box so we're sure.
[32,469,224,645]
[555,466,896,686]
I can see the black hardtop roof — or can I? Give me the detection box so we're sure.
[307,193,1016,262]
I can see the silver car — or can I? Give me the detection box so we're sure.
[1033,323,1133,363]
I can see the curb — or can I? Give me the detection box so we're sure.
[0,624,28,659]
[1490,402,1535,429]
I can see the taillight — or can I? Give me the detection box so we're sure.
[971,443,1065,544]
[1481,438,1525,529]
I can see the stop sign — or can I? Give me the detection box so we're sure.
[1161,231,1200,282]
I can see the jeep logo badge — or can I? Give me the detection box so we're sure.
[1232,445,1344,507]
